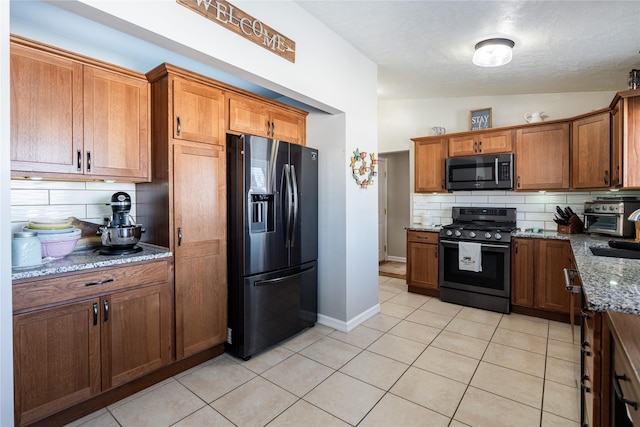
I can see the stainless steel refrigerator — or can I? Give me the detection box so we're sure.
[226,134,318,360]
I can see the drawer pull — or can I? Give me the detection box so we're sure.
[581,383,591,393]
[85,278,115,287]
[93,302,98,326]
[614,373,639,410]
[582,348,592,357]
[103,300,109,323]
[580,310,592,320]
[581,341,591,349]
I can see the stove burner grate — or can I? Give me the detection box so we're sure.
[99,245,143,256]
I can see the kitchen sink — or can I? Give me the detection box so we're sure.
[589,246,640,259]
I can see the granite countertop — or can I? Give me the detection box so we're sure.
[406,226,640,315]
[11,243,173,282]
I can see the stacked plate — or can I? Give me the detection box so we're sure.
[24,219,81,258]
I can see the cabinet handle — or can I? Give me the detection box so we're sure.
[473,141,478,153]
[616,165,620,184]
[517,176,521,188]
[85,278,115,287]
[103,300,109,323]
[86,151,91,173]
[478,141,482,152]
[515,241,519,254]
[581,310,592,320]
[77,149,82,171]
[614,373,639,410]
[581,348,592,357]
[270,121,274,137]
[176,115,181,136]
[93,302,98,326]
[177,227,183,247]
[603,170,609,185]
[441,179,445,189]
[434,246,438,258]
[581,383,591,393]
[581,341,591,349]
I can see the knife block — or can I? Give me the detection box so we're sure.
[557,214,584,234]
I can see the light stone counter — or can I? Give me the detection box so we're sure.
[11,243,172,281]
[515,231,640,315]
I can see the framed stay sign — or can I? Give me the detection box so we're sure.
[470,108,492,130]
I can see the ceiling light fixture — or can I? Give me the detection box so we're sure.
[473,38,515,67]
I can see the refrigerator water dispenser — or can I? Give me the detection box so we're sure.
[250,194,274,233]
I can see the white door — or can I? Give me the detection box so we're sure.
[378,158,388,262]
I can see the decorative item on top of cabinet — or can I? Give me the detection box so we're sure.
[571,109,611,189]
[10,35,151,182]
[470,107,492,130]
[412,137,448,193]
[12,259,173,427]
[610,89,640,189]
[448,129,513,157]
[515,122,570,191]
[141,63,227,361]
[227,93,307,145]
[406,230,439,296]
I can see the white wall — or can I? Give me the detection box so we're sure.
[378,91,615,154]
[0,1,13,424]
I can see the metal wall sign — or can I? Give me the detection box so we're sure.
[177,0,296,63]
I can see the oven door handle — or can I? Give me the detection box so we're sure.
[584,213,617,217]
[440,239,510,249]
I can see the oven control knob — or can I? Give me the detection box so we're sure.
[495,233,503,240]
[484,232,492,239]
[446,230,453,236]
[454,230,462,237]
[609,206,615,211]
[469,231,476,238]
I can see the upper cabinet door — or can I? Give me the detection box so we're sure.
[571,111,611,189]
[414,138,448,193]
[448,130,512,157]
[83,66,151,180]
[172,77,225,145]
[227,96,270,138]
[515,123,570,191]
[10,44,83,175]
[271,107,306,145]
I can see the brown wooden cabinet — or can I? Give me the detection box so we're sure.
[610,89,640,189]
[142,64,228,360]
[12,259,173,427]
[227,94,306,145]
[406,230,439,296]
[515,123,570,191]
[448,129,513,157]
[511,238,573,315]
[10,35,150,182]
[412,137,448,193]
[611,98,624,188]
[571,110,611,189]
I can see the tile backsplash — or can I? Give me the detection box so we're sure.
[10,180,137,233]
[413,190,640,230]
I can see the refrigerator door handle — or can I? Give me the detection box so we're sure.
[254,266,314,286]
[290,164,299,247]
[283,164,293,247]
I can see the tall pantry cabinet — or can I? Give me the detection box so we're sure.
[139,64,227,360]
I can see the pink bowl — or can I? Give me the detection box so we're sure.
[39,234,80,258]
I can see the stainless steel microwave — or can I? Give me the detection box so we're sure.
[445,153,514,191]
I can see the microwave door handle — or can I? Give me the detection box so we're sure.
[495,158,499,185]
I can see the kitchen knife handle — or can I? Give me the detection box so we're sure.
[177,227,182,247]
[86,151,91,173]
[77,149,82,171]
[176,116,181,136]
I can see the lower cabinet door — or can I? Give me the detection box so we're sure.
[407,241,439,290]
[102,283,173,389]
[13,299,101,427]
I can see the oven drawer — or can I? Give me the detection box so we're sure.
[407,230,438,244]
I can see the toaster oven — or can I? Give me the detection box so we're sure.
[583,199,640,237]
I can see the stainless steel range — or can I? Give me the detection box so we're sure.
[439,207,517,314]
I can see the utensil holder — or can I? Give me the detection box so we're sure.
[557,214,584,234]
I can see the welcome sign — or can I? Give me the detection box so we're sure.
[177,0,296,63]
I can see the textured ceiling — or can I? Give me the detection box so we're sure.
[295,0,640,100]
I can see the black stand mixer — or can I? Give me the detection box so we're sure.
[98,192,144,255]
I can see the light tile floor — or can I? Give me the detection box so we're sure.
[67,276,581,427]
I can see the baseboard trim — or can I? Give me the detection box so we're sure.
[317,303,380,333]
[386,256,406,263]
